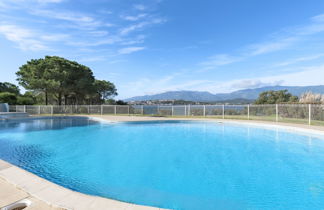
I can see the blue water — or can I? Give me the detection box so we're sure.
[1,117,324,210]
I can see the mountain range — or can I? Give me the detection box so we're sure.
[124,85,324,102]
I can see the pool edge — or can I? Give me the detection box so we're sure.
[88,115,324,137]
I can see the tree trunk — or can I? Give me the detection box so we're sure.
[45,91,48,105]
[58,92,62,105]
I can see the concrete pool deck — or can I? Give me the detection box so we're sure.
[2,115,324,210]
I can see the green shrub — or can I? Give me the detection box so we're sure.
[17,96,36,105]
[0,92,17,104]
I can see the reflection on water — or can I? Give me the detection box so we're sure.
[0,117,98,133]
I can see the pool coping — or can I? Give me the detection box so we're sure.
[2,115,324,210]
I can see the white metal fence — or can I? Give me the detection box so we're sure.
[8,104,324,126]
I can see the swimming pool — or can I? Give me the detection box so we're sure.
[1,117,324,210]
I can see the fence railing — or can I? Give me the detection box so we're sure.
[8,104,324,126]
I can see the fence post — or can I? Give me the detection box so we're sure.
[203,105,206,117]
[88,105,90,114]
[51,105,53,115]
[128,105,130,115]
[188,105,191,116]
[141,105,144,115]
[38,105,41,115]
[114,105,117,115]
[309,104,312,125]
[157,105,160,115]
[23,105,26,113]
[101,105,103,115]
[171,106,174,116]
[184,105,187,116]
[222,104,225,119]
[276,104,279,122]
[247,104,250,120]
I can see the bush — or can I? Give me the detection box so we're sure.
[0,92,17,104]
[299,92,324,104]
[17,96,36,105]
[255,90,298,104]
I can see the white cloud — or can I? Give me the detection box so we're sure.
[120,22,147,35]
[311,14,324,22]
[133,4,146,11]
[199,13,324,70]
[200,54,242,69]
[120,35,146,45]
[118,46,145,54]
[67,36,122,47]
[0,1,8,9]
[0,24,48,51]
[229,79,284,89]
[0,0,166,55]
[120,13,147,21]
[0,0,64,8]
[0,23,72,51]
[274,53,324,67]
[87,30,109,37]
[30,9,105,29]
[120,18,166,35]
[247,37,298,56]
[40,34,69,41]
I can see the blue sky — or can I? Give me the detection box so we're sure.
[1,0,324,99]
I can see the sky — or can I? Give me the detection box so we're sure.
[1,0,324,99]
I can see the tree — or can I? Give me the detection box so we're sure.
[16,58,56,105]
[16,56,115,105]
[46,56,96,105]
[0,92,17,104]
[94,80,117,100]
[103,99,127,105]
[0,82,38,105]
[254,90,298,104]
[116,100,127,105]
[0,82,20,95]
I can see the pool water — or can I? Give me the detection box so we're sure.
[1,117,324,210]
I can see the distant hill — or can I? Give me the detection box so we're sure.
[124,85,324,102]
